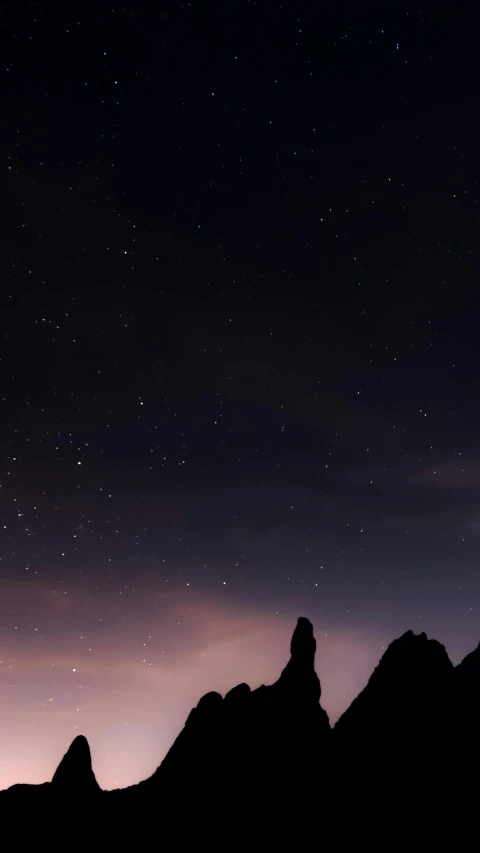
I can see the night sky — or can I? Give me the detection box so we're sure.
[1,1,480,790]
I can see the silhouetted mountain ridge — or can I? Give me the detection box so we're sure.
[3,619,480,831]
[332,627,457,791]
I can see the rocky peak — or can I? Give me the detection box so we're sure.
[372,629,454,684]
[149,617,329,791]
[334,629,454,756]
[51,735,100,792]
[273,616,321,703]
[456,642,480,678]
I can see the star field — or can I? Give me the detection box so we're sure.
[1,1,480,789]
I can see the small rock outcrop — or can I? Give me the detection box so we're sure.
[51,735,100,793]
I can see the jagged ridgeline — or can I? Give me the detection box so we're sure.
[3,618,480,830]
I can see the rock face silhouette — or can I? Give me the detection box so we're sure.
[334,630,453,745]
[137,616,330,807]
[51,735,100,793]
[333,629,456,800]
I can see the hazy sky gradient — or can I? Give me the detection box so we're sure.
[2,1,480,792]
[1,578,478,790]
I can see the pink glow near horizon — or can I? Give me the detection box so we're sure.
[2,577,476,790]
[0,578,390,790]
